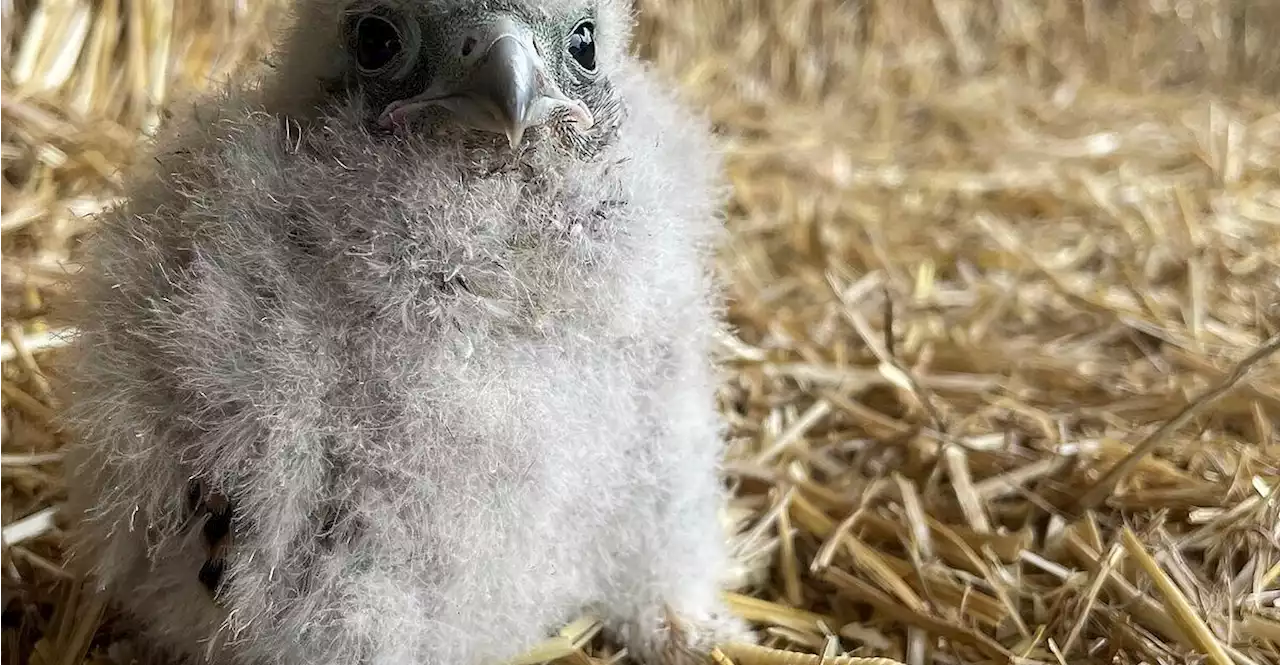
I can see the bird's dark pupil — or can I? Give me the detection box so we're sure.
[356,16,401,71]
[569,22,595,71]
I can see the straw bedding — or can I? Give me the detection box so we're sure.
[3,1,1279,664]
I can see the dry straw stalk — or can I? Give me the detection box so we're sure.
[4,1,1280,664]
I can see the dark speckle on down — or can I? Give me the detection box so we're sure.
[57,1,755,664]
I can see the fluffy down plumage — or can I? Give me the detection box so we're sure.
[58,1,754,664]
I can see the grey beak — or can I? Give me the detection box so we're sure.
[469,35,538,148]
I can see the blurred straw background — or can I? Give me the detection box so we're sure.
[3,1,1280,664]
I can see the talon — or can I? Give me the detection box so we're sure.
[198,557,225,594]
[185,479,203,515]
[202,491,232,547]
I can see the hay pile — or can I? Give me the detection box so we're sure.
[3,1,1279,664]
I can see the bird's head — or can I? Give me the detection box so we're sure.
[277,0,631,156]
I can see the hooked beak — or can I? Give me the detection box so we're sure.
[471,35,541,148]
[378,18,594,148]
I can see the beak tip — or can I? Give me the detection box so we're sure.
[504,125,525,149]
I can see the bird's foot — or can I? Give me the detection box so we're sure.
[641,605,756,665]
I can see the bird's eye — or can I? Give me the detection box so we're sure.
[568,20,596,72]
[354,15,402,72]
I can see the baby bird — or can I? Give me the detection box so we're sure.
[58,0,755,664]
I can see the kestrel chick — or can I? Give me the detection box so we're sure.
[59,1,753,664]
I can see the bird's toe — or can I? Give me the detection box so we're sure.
[639,605,756,665]
[184,478,234,597]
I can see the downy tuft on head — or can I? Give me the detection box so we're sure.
[265,0,634,157]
